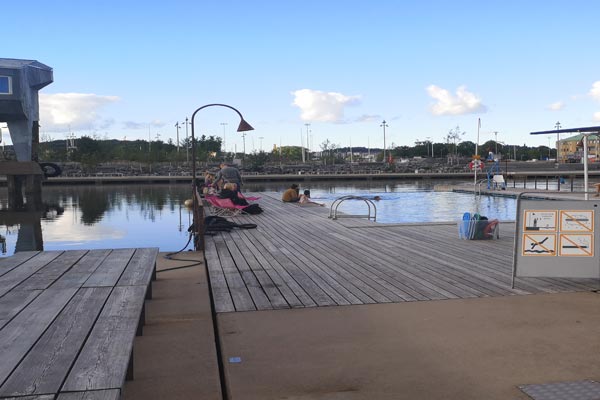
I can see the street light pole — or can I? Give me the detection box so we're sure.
[190,104,253,250]
[380,120,388,163]
[184,117,190,164]
[220,122,228,159]
[555,121,561,190]
[304,123,311,163]
[174,122,180,153]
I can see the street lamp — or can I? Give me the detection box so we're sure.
[304,123,311,162]
[190,104,253,249]
[380,120,388,163]
[220,122,228,159]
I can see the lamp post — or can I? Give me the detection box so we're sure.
[380,120,388,163]
[174,122,180,154]
[190,104,254,250]
[184,117,190,163]
[304,123,311,162]
[220,122,228,159]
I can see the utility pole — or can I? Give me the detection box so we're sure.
[380,120,388,163]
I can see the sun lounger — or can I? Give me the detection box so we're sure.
[204,195,247,217]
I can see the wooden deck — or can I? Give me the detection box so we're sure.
[204,193,600,313]
[0,248,158,400]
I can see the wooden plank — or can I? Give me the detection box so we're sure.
[16,250,88,291]
[0,251,39,277]
[0,288,112,397]
[57,389,120,400]
[239,229,335,307]
[214,237,257,312]
[204,240,235,313]
[236,229,316,308]
[222,236,278,310]
[258,211,393,304]
[61,286,147,392]
[83,249,135,287]
[51,250,112,290]
[228,230,294,309]
[117,248,158,287]
[0,287,78,385]
[0,289,42,330]
[0,251,63,297]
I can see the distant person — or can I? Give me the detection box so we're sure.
[203,171,216,195]
[282,184,300,202]
[214,163,242,191]
[299,189,325,206]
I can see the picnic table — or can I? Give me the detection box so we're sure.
[0,248,158,400]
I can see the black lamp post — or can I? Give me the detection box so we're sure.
[190,103,254,249]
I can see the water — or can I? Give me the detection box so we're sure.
[0,180,516,256]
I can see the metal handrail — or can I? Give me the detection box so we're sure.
[329,195,377,221]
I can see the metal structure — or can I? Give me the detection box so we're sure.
[328,195,377,222]
[190,104,253,250]
[0,58,53,210]
[531,126,600,200]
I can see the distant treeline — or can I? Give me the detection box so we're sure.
[34,135,554,167]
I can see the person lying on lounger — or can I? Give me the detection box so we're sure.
[219,183,248,206]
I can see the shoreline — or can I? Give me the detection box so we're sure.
[8,169,600,186]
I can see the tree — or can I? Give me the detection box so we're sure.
[446,125,465,164]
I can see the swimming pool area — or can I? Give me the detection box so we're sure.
[0,180,517,256]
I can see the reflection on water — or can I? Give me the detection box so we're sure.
[0,180,517,257]
[0,184,195,257]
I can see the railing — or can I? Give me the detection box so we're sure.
[328,195,377,222]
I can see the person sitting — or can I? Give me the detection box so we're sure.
[282,184,300,202]
[299,189,325,206]
[214,163,242,191]
[219,183,248,206]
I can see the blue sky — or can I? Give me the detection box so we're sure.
[3,0,600,153]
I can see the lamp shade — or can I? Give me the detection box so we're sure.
[237,119,254,132]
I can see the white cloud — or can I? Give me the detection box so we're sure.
[355,114,380,122]
[426,85,486,116]
[123,119,165,130]
[594,111,600,121]
[292,89,361,122]
[40,93,119,131]
[547,101,565,111]
[590,81,600,101]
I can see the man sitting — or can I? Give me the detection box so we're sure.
[282,184,300,202]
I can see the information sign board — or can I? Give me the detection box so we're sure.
[514,198,600,280]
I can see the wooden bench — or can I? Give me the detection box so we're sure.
[0,248,158,400]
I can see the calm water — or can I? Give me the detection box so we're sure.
[0,180,516,257]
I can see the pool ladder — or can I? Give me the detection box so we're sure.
[328,195,377,222]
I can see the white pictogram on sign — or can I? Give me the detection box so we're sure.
[560,210,594,232]
[559,234,594,256]
[522,234,557,256]
[523,210,557,232]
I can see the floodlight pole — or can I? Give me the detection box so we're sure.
[190,104,254,250]
[380,120,388,163]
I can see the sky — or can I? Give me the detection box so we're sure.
[3,0,600,154]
